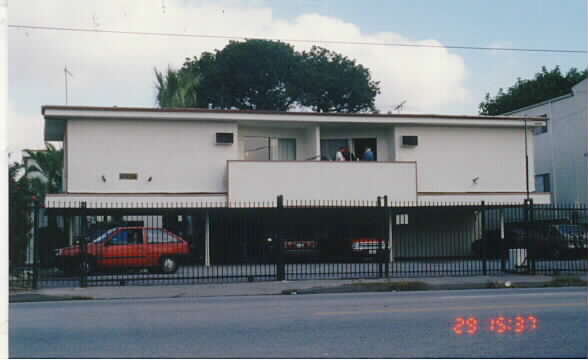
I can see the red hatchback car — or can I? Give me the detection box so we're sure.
[54,227,191,275]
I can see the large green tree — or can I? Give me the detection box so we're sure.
[297,46,380,113]
[479,66,587,115]
[155,39,380,112]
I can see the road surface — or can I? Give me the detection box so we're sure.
[10,287,587,358]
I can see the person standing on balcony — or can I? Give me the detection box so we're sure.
[362,148,375,161]
[336,147,346,161]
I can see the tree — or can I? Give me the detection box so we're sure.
[23,143,64,244]
[9,161,34,266]
[155,39,381,112]
[479,66,587,115]
[23,143,63,200]
[196,40,301,111]
[297,46,380,113]
[154,61,200,108]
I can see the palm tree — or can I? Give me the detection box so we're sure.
[23,143,66,262]
[154,66,199,108]
[23,142,63,200]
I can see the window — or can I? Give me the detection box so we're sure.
[147,229,179,244]
[109,229,143,245]
[320,138,378,161]
[216,132,234,144]
[533,114,548,135]
[535,174,551,193]
[242,137,270,160]
[241,136,297,160]
[273,138,296,160]
[320,139,348,161]
[533,125,548,135]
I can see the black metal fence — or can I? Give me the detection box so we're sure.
[9,199,588,289]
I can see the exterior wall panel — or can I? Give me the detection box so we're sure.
[228,161,417,203]
[67,119,238,193]
[395,126,535,193]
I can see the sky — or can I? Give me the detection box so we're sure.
[6,0,587,154]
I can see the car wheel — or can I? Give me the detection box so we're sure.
[160,257,178,274]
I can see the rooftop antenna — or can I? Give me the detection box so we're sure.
[393,100,407,113]
[64,65,73,105]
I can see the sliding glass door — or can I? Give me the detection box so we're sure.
[241,136,297,160]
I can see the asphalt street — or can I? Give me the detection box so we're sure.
[10,287,587,358]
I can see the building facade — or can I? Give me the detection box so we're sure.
[43,106,549,207]
[41,106,550,264]
[506,79,588,205]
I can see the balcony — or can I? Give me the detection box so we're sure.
[227,160,418,203]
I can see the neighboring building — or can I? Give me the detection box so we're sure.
[505,79,588,205]
[41,106,549,261]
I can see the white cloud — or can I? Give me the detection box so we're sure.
[8,0,471,150]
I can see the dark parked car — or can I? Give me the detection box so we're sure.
[351,238,386,261]
[283,240,320,262]
[472,223,588,259]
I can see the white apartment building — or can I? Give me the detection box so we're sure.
[43,106,549,207]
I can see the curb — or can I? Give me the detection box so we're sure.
[10,277,587,302]
[9,294,95,303]
[281,279,588,295]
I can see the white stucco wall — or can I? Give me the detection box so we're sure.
[508,80,588,204]
[67,119,238,193]
[228,161,417,203]
[394,126,535,193]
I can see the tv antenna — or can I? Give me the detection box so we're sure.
[393,100,407,113]
[64,65,73,105]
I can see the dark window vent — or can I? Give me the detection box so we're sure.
[402,136,418,146]
[216,132,234,144]
[119,173,138,180]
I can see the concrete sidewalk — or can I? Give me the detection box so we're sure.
[9,274,587,302]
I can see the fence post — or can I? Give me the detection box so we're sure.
[79,202,88,288]
[376,196,384,278]
[528,199,535,274]
[481,201,487,276]
[276,195,285,281]
[523,198,531,274]
[384,196,390,278]
[499,208,506,272]
[31,204,40,290]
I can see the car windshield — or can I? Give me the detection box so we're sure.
[91,228,117,243]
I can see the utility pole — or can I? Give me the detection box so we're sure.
[64,66,73,105]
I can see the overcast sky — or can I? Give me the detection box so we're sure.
[6,0,587,153]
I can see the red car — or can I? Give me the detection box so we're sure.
[54,227,191,275]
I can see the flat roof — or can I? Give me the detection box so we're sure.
[42,105,548,121]
[42,105,549,141]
